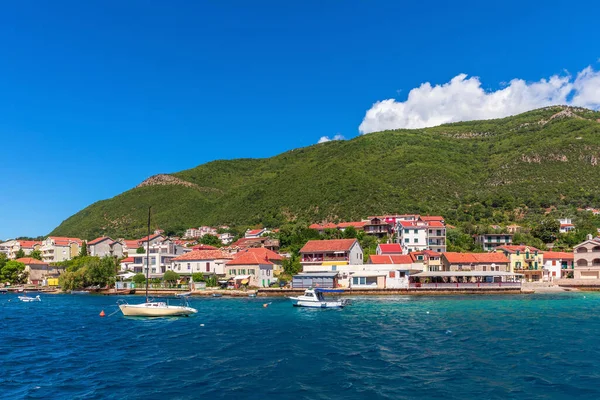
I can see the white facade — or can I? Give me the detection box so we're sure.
[172,258,230,275]
[218,233,234,245]
[128,240,188,277]
[302,263,414,289]
[398,226,427,253]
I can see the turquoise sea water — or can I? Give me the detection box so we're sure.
[1,292,600,399]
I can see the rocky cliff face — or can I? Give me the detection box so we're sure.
[137,174,199,189]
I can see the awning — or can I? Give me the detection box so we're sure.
[241,279,249,285]
[413,271,524,277]
[234,275,251,280]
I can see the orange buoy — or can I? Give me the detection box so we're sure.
[99,310,106,317]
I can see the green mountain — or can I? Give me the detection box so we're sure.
[50,106,600,239]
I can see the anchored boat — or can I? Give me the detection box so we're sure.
[117,207,198,317]
[289,288,349,308]
[18,295,41,302]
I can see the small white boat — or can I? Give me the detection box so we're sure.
[289,288,349,308]
[118,299,197,317]
[71,290,90,295]
[18,295,41,302]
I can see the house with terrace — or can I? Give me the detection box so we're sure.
[299,239,363,267]
[496,245,544,281]
[573,235,600,280]
[542,251,574,281]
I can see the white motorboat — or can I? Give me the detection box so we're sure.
[289,288,349,308]
[118,299,197,317]
[118,206,198,318]
[19,295,41,302]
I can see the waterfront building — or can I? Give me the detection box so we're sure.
[0,240,42,259]
[127,238,188,277]
[16,257,60,285]
[292,272,339,289]
[299,239,363,267]
[171,249,234,275]
[225,251,275,287]
[476,234,513,251]
[573,235,600,279]
[542,251,574,281]
[40,236,83,262]
[409,250,442,271]
[441,252,510,272]
[496,245,544,280]
[396,221,428,253]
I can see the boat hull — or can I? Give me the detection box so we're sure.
[291,299,345,308]
[119,303,197,317]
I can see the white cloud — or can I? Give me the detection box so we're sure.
[318,134,345,144]
[359,65,600,134]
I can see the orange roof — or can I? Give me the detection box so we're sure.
[231,237,264,248]
[87,237,112,245]
[443,252,510,264]
[18,240,41,249]
[120,257,134,263]
[239,247,283,261]
[309,223,338,230]
[192,244,218,250]
[48,236,83,246]
[426,221,445,227]
[337,221,367,229]
[542,251,574,260]
[369,254,413,264]
[226,251,273,266]
[15,257,48,265]
[378,243,403,254]
[172,250,234,261]
[246,229,264,235]
[123,240,140,249]
[420,216,444,222]
[300,239,357,253]
[497,245,540,253]
[138,234,163,243]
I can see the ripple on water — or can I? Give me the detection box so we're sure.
[2,293,600,399]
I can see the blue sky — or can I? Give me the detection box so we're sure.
[1,0,599,239]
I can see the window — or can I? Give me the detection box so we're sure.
[266,269,271,276]
[187,263,191,270]
[389,271,396,278]
[414,238,418,243]
[240,269,246,275]
[516,250,520,256]
[352,277,366,285]
[404,229,409,234]
[404,238,409,243]
[552,260,556,266]
[206,262,210,272]
[417,255,423,260]
[516,262,521,268]
[249,269,255,275]
[399,271,406,278]
[230,269,236,275]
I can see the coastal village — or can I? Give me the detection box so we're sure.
[2,212,600,294]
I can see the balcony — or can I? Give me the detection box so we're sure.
[302,255,349,263]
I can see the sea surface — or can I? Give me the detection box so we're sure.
[1,292,600,399]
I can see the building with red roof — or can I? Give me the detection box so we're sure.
[300,239,363,266]
[542,251,574,280]
[87,237,124,258]
[40,236,83,262]
[225,251,276,288]
[368,254,414,265]
[244,228,269,239]
[15,257,62,285]
[441,252,510,272]
[167,249,232,275]
[376,243,403,255]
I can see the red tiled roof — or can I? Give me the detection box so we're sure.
[138,234,163,243]
[246,229,264,235]
[231,237,264,248]
[16,257,48,265]
[300,239,357,253]
[542,252,574,260]
[48,236,83,246]
[309,223,338,230]
[87,237,112,245]
[426,221,445,227]
[497,245,540,253]
[378,243,403,254]
[18,240,41,249]
[123,240,140,249]
[120,257,134,263]
[443,252,510,264]
[422,250,441,257]
[337,221,367,229]
[239,247,284,261]
[399,221,426,228]
[172,250,234,261]
[226,251,273,266]
[419,216,444,222]
[192,244,218,250]
[369,254,413,264]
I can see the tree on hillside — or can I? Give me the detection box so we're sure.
[1,261,28,284]
[342,226,357,239]
[79,242,88,257]
[30,250,42,261]
[531,218,560,243]
[14,249,25,259]
[200,234,222,247]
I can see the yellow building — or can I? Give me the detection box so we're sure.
[496,245,544,281]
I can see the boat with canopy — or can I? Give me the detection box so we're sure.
[289,288,349,308]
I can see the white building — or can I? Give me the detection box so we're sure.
[558,218,575,233]
[40,237,83,263]
[397,221,428,253]
[127,239,189,277]
[171,249,234,275]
